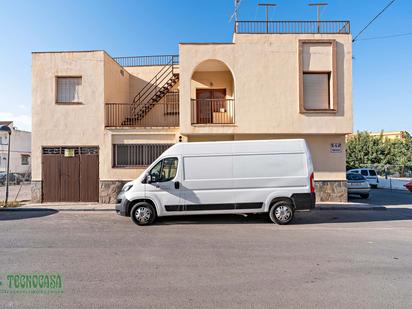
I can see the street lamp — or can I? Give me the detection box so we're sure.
[0,125,12,206]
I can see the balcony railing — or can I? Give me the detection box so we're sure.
[191,99,235,125]
[235,20,350,34]
[106,92,179,127]
[113,55,179,67]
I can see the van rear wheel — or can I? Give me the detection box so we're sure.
[269,200,294,225]
[130,202,156,226]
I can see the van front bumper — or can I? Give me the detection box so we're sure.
[115,192,131,217]
[291,193,316,210]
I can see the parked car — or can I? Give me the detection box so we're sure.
[347,172,370,198]
[0,173,22,185]
[116,139,316,226]
[404,181,412,192]
[347,168,379,188]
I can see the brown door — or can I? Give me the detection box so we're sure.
[61,156,80,202]
[42,155,62,202]
[196,89,226,123]
[42,147,99,202]
[80,154,99,202]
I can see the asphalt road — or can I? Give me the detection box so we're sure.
[0,189,412,309]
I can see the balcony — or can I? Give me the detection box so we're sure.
[234,20,350,34]
[191,99,235,125]
[113,55,179,67]
[105,92,179,128]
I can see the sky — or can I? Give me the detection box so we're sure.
[0,0,411,132]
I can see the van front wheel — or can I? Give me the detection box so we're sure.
[269,201,294,225]
[130,202,156,226]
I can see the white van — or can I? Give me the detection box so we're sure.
[116,139,316,225]
[347,168,379,188]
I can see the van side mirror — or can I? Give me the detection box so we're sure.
[146,174,152,184]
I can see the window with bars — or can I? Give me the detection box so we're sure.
[113,144,173,167]
[42,147,99,155]
[56,77,82,103]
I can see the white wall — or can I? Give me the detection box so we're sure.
[0,126,31,174]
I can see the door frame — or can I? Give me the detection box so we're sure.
[196,88,227,124]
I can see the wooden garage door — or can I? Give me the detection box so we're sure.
[42,147,99,202]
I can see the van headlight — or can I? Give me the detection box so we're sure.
[122,184,133,192]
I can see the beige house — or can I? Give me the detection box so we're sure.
[32,20,352,203]
[0,121,31,176]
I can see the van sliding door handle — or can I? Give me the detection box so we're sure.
[174,181,180,189]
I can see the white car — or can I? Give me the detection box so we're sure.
[116,139,316,225]
[347,173,370,198]
[347,168,379,188]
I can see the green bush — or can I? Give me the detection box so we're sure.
[346,131,412,176]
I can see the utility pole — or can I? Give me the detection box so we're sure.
[0,125,12,206]
[258,3,277,33]
[308,2,328,33]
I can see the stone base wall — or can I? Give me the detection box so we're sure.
[315,180,347,202]
[99,180,128,204]
[31,181,42,203]
[33,179,347,204]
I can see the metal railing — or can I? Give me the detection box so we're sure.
[106,92,179,127]
[235,21,350,34]
[191,99,235,125]
[113,55,179,67]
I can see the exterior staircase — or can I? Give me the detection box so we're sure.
[122,56,179,126]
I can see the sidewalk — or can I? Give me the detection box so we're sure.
[13,202,115,211]
[0,201,386,211]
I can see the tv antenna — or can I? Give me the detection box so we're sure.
[230,0,242,22]
[258,3,277,23]
[308,3,328,32]
[258,3,277,33]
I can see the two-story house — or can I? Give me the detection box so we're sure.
[32,20,352,203]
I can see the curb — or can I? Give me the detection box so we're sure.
[1,207,115,212]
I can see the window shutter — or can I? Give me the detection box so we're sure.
[303,73,330,110]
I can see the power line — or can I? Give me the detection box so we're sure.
[352,0,397,43]
[356,32,412,41]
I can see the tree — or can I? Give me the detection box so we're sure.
[346,131,412,176]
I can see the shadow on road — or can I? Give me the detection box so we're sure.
[349,189,412,206]
[155,208,412,226]
[293,208,412,225]
[0,208,58,221]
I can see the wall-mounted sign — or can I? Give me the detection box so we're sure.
[64,149,75,157]
[330,143,342,153]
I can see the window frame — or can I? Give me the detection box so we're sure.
[21,154,30,166]
[302,71,332,111]
[148,157,178,183]
[298,39,337,113]
[55,76,83,105]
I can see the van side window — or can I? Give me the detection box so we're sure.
[360,170,368,176]
[149,157,178,182]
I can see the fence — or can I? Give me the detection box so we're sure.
[349,164,412,190]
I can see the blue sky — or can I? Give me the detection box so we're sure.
[0,0,411,132]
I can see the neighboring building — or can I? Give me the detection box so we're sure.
[368,131,407,140]
[32,20,352,203]
[0,121,31,176]
[347,131,410,140]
